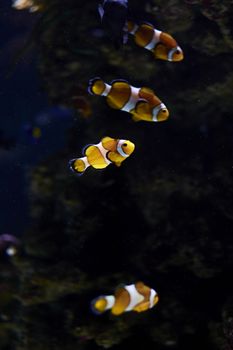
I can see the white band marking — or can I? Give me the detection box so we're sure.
[129,23,139,35]
[168,46,180,61]
[79,156,90,169]
[152,103,166,122]
[117,139,129,157]
[149,289,157,308]
[122,86,140,112]
[144,29,162,50]
[124,284,144,311]
[101,83,111,96]
[105,295,115,310]
[96,142,112,165]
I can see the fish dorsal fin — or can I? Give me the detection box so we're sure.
[84,145,96,157]
[160,32,177,48]
[139,87,155,103]
[139,21,155,29]
[82,143,94,156]
[101,136,117,151]
[140,87,161,106]
[110,78,129,85]
[115,285,126,298]
[134,23,154,47]
[135,281,145,290]
[135,281,151,296]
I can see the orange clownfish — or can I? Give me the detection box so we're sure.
[127,21,184,62]
[88,78,169,122]
[91,281,159,316]
[12,0,42,12]
[69,136,135,174]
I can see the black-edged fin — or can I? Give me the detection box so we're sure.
[114,282,127,296]
[82,143,94,156]
[68,159,84,176]
[105,150,112,162]
[90,296,107,315]
[88,77,103,95]
[139,21,155,29]
[90,297,103,315]
[135,281,145,289]
[110,78,129,85]
[134,99,150,112]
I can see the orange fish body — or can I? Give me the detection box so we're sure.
[69,136,135,174]
[88,78,169,122]
[127,21,184,62]
[12,0,43,12]
[91,282,159,316]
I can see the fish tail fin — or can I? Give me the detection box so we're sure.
[90,296,108,315]
[69,157,89,174]
[88,77,106,96]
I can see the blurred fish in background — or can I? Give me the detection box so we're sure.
[19,105,75,145]
[21,122,42,145]
[12,0,42,12]
[98,0,129,47]
[0,234,20,257]
[34,106,75,126]
[71,97,92,118]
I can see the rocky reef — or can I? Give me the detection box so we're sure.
[2,0,233,349]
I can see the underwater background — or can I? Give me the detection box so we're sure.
[1,0,233,349]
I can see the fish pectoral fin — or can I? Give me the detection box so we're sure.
[107,151,119,163]
[107,151,122,167]
[101,136,117,149]
[131,112,141,122]
[101,136,114,143]
[133,301,150,313]
[135,100,151,115]
[115,162,122,167]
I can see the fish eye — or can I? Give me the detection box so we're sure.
[123,143,127,147]
[162,109,167,113]
[175,49,181,54]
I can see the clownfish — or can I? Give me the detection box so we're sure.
[88,78,169,122]
[127,21,184,62]
[23,123,42,144]
[69,136,135,174]
[91,281,159,316]
[12,0,41,12]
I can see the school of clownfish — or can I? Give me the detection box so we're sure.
[12,0,184,316]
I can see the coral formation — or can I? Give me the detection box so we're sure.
[2,0,233,349]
